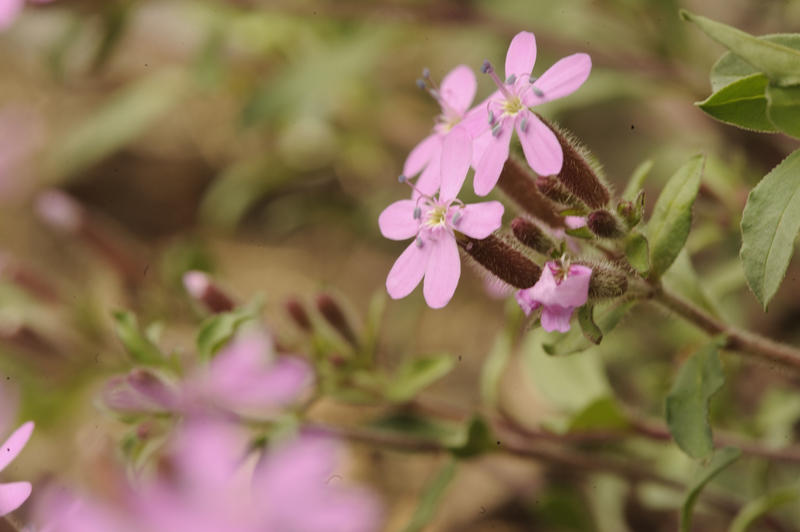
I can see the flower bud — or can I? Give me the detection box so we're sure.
[316,294,358,347]
[511,218,560,256]
[183,271,236,314]
[582,262,628,301]
[496,158,564,228]
[285,298,313,332]
[459,235,542,289]
[618,191,645,227]
[587,210,626,239]
[536,114,611,209]
[127,369,178,410]
[536,175,585,209]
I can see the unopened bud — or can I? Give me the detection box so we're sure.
[497,158,564,228]
[536,175,585,208]
[34,189,85,234]
[127,369,177,410]
[459,235,542,289]
[587,210,626,239]
[583,263,628,301]
[536,114,611,209]
[511,218,560,255]
[618,191,645,227]
[183,271,236,313]
[316,294,358,347]
[285,298,313,332]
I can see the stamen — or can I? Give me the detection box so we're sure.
[422,67,430,79]
[481,60,492,74]
[505,74,517,85]
[531,86,544,98]
[416,79,426,90]
[416,236,423,248]
[529,75,538,84]
[430,89,440,100]
[452,211,461,225]
[487,110,494,125]
[398,174,407,183]
[520,117,528,132]
[413,206,421,220]
[482,60,513,99]
[492,123,502,137]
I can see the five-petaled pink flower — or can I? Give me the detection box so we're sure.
[403,65,482,197]
[0,420,34,516]
[379,126,504,308]
[515,261,591,332]
[469,31,592,196]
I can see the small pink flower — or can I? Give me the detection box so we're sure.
[379,126,504,308]
[0,421,34,516]
[403,65,485,197]
[469,31,592,196]
[515,261,591,332]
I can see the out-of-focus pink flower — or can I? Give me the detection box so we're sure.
[0,0,55,31]
[468,32,591,196]
[379,126,504,308]
[515,261,591,332]
[0,421,34,516]
[404,65,484,197]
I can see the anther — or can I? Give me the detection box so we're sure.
[487,110,494,125]
[531,86,544,97]
[452,211,461,225]
[413,207,421,220]
[422,67,430,79]
[492,123,502,137]
[529,75,538,84]
[398,174,407,183]
[505,74,517,85]
[481,60,492,74]
[416,236,423,248]
[416,79,426,90]
[520,117,528,132]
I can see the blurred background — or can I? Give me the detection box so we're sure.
[2,0,800,531]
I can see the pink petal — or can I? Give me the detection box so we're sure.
[514,290,542,316]
[525,266,559,306]
[517,113,563,176]
[422,234,460,309]
[470,131,492,169]
[439,65,477,114]
[453,201,503,239]
[222,357,313,409]
[413,145,442,198]
[524,53,592,106]
[556,264,592,307]
[474,120,513,196]
[0,0,24,31]
[540,305,575,332]
[459,94,495,139]
[0,481,31,516]
[379,200,419,241]
[565,216,586,229]
[439,127,471,203]
[403,134,441,178]
[505,31,537,79]
[386,240,432,300]
[0,421,33,473]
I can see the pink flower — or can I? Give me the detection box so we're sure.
[515,261,591,332]
[379,126,504,308]
[469,31,592,196]
[0,0,55,31]
[0,421,34,516]
[403,65,484,197]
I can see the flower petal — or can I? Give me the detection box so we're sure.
[517,113,563,177]
[439,127,471,203]
[524,53,591,106]
[453,201,503,239]
[526,265,559,306]
[505,31,537,79]
[379,200,419,241]
[470,131,492,169]
[556,264,592,307]
[540,305,575,332]
[514,289,542,316]
[0,481,31,516]
[413,146,442,198]
[422,234,460,309]
[0,421,33,473]
[459,92,496,139]
[474,120,513,196]
[403,134,441,178]
[386,240,432,300]
[439,65,477,114]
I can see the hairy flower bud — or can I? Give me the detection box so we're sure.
[285,298,313,332]
[497,158,564,228]
[459,235,542,289]
[536,114,611,209]
[316,294,358,347]
[587,210,626,239]
[511,218,560,256]
[582,262,628,300]
[536,175,585,209]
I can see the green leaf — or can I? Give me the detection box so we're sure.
[196,304,261,360]
[740,148,800,310]
[369,413,461,443]
[480,311,519,409]
[680,447,742,532]
[568,397,629,433]
[696,74,777,133]
[662,250,722,319]
[543,300,636,356]
[729,487,799,532]
[386,355,455,402]
[398,459,457,532]
[681,11,800,87]
[622,158,654,201]
[565,226,595,239]
[646,155,705,278]
[665,337,727,460]
[111,311,165,366]
[624,231,650,277]
[577,304,603,345]
[711,34,800,91]
[766,84,800,139]
[447,416,496,459]
[46,69,186,181]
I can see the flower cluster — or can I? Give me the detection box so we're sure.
[380,31,594,331]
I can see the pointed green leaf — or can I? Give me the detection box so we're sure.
[447,416,496,459]
[729,487,799,532]
[112,311,166,366]
[665,337,726,460]
[196,304,261,360]
[622,158,654,201]
[681,11,800,87]
[399,459,457,532]
[680,447,742,532]
[565,226,595,239]
[543,301,636,356]
[369,413,461,443]
[646,155,705,278]
[710,34,800,91]
[766,84,800,139]
[624,231,650,277]
[696,74,777,132]
[740,148,800,310]
[577,304,602,345]
[386,355,455,402]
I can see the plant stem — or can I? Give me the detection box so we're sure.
[652,284,800,372]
